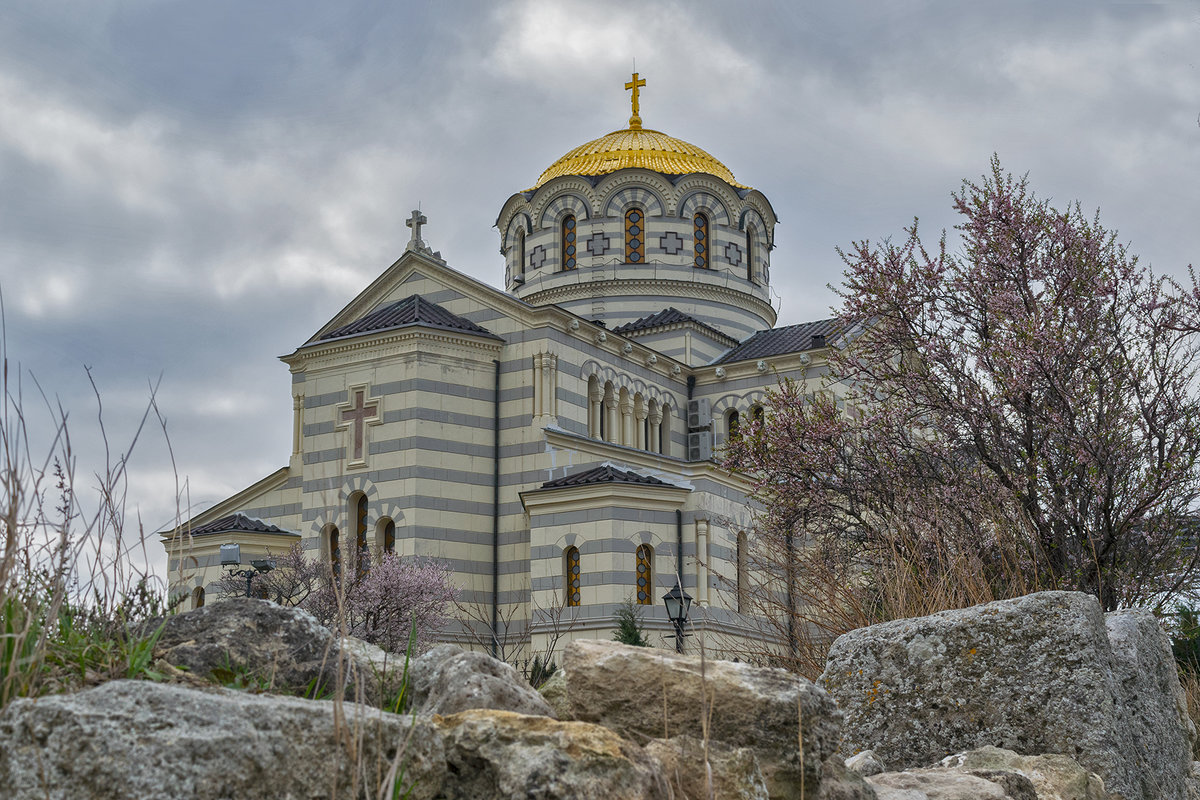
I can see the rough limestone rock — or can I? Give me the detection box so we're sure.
[431,708,670,799]
[1104,609,1194,794]
[149,598,396,701]
[644,734,770,800]
[537,668,571,720]
[408,644,555,718]
[939,747,1110,800]
[846,750,887,777]
[0,679,445,800]
[867,769,1028,800]
[819,757,880,800]
[566,639,841,800]
[820,591,1172,800]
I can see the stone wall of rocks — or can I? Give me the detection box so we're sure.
[1,593,1196,799]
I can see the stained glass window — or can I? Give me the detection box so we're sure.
[565,546,581,607]
[694,212,709,269]
[562,215,577,270]
[625,208,644,264]
[636,544,653,605]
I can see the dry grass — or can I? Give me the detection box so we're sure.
[1179,669,1200,759]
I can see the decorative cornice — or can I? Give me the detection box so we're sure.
[521,278,777,327]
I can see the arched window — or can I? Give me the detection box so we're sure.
[694,212,709,269]
[726,408,740,441]
[517,228,526,277]
[744,225,755,281]
[328,525,342,581]
[659,405,670,455]
[625,208,644,263]
[565,546,581,607]
[751,405,765,427]
[192,586,205,610]
[736,531,748,613]
[561,215,577,271]
[352,493,369,578]
[378,517,396,556]
[635,544,654,605]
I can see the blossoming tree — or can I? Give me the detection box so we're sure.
[725,158,1200,671]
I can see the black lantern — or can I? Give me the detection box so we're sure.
[221,543,277,598]
[662,582,693,653]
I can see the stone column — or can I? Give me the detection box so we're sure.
[634,401,647,450]
[543,353,558,422]
[605,393,619,444]
[532,354,543,419]
[620,394,634,446]
[695,519,710,606]
[589,381,604,439]
[648,406,663,454]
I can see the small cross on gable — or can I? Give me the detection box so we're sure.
[337,386,381,465]
[405,209,427,252]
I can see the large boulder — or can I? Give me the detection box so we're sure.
[149,598,399,702]
[820,591,1189,800]
[407,644,555,718]
[565,639,842,800]
[0,679,445,800]
[1104,609,1195,791]
[433,709,670,799]
[643,734,770,800]
[939,747,1110,800]
[867,769,1028,800]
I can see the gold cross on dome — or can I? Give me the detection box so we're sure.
[625,72,646,129]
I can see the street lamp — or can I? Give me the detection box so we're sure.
[220,543,276,598]
[662,582,693,653]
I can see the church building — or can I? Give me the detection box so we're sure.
[163,75,839,656]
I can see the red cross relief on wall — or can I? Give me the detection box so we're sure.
[340,388,380,462]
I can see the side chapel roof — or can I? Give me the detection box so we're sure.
[318,294,501,343]
[186,513,297,537]
[715,318,840,364]
[540,464,675,490]
[612,307,737,345]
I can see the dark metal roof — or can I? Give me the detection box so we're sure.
[187,513,295,536]
[715,318,840,364]
[539,464,675,489]
[319,294,501,342]
[612,307,736,344]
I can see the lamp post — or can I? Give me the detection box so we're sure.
[662,582,693,654]
[220,543,276,598]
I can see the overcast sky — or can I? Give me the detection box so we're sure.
[1,1,1197,581]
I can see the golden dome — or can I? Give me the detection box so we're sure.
[532,126,747,190]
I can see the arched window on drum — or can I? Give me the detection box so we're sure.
[625,208,645,264]
[561,215,577,271]
[694,212,709,269]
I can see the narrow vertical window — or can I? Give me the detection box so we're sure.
[636,544,654,605]
[382,518,396,555]
[192,586,205,610]
[561,215,577,270]
[565,546,581,607]
[354,493,369,578]
[625,208,644,263]
[745,225,755,280]
[693,212,709,269]
[736,531,748,613]
[727,409,740,441]
[329,526,342,581]
[517,228,527,276]
[751,405,765,427]
[659,406,670,455]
